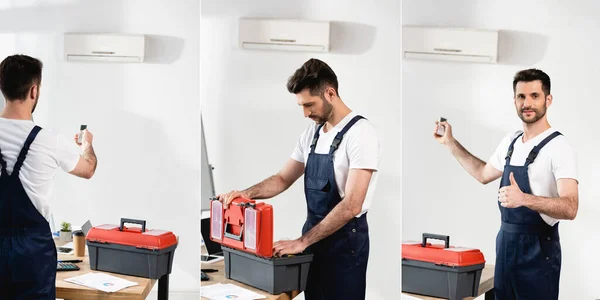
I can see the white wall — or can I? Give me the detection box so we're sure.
[402,1,600,299]
[201,0,401,299]
[0,0,200,297]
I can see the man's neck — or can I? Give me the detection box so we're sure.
[323,102,352,132]
[0,103,32,121]
[522,118,551,143]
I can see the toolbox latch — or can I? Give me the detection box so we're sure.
[136,245,159,251]
[237,202,256,209]
[88,239,108,244]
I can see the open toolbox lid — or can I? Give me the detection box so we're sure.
[86,218,177,250]
[210,197,274,258]
[402,233,485,267]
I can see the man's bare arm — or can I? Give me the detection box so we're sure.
[523,178,578,220]
[243,159,305,199]
[69,130,97,179]
[219,159,304,207]
[447,139,502,184]
[434,121,502,184]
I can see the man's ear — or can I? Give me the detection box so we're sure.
[30,85,38,100]
[325,87,336,101]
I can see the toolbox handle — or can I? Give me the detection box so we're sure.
[120,218,147,233]
[224,223,243,241]
[422,233,450,248]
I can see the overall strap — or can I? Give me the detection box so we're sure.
[525,131,562,166]
[504,131,524,165]
[309,123,326,154]
[329,115,365,155]
[12,125,42,177]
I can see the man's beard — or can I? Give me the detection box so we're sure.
[309,98,333,124]
[518,105,546,124]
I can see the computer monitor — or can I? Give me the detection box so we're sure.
[82,220,92,236]
[201,217,223,263]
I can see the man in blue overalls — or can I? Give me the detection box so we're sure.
[219,58,381,299]
[0,54,98,298]
[434,69,579,299]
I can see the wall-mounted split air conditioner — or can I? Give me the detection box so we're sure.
[64,33,146,63]
[238,18,330,53]
[402,26,499,63]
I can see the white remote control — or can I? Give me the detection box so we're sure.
[78,125,87,144]
[436,117,446,136]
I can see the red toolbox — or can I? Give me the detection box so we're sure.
[402,233,485,300]
[86,218,178,279]
[210,197,313,294]
[210,197,273,257]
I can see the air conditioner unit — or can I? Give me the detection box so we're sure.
[402,26,499,63]
[64,33,145,63]
[239,18,330,52]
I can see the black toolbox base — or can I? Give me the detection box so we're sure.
[402,260,484,300]
[222,246,313,294]
[87,241,176,280]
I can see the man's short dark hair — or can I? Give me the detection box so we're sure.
[513,68,550,97]
[0,54,43,101]
[286,58,339,97]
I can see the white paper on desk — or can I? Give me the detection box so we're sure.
[201,283,266,300]
[64,272,138,293]
[59,242,74,249]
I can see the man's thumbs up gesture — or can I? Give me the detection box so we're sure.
[498,172,525,208]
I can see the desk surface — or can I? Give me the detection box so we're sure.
[55,239,156,300]
[402,264,495,300]
[201,246,298,300]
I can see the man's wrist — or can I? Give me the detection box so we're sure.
[298,236,310,249]
[444,137,457,148]
[521,193,534,208]
[242,189,253,199]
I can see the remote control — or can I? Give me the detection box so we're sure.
[78,125,87,144]
[436,117,446,136]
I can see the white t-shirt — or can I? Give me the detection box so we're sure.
[0,117,80,222]
[291,111,381,217]
[488,127,578,226]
